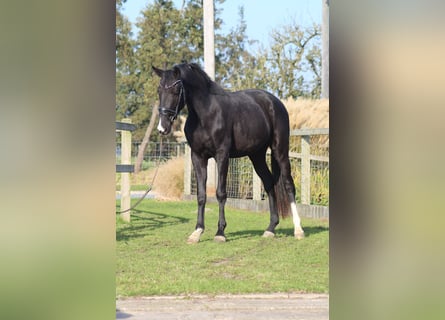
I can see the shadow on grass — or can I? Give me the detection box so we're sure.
[279,225,329,238]
[227,225,329,241]
[116,208,190,242]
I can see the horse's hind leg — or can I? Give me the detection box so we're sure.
[284,165,304,239]
[187,152,208,244]
[273,150,305,239]
[249,153,279,238]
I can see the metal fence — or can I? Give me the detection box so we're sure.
[116,139,188,167]
[117,128,329,218]
[184,128,329,217]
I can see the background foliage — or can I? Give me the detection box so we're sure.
[116,0,322,141]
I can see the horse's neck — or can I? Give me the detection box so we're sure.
[185,91,211,119]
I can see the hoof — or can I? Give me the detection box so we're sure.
[214,235,226,243]
[262,231,275,238]
[187,228,203,244]
[187,237,199,244]
[294,230,305,240]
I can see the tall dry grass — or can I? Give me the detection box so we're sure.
[131,157,184,200]
[151,157,184,200]
[284,98,329,129]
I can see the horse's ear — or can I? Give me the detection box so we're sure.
[152,66,164,77]
[173,65,181,78]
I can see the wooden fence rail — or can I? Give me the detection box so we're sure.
[290,128,329,205]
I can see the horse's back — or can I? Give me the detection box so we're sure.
[236,89,288,117]
[232,89,290,134]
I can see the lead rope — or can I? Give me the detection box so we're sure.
[117,137,163,214]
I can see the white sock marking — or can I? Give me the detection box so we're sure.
[291,201,304,234]
[187,228,204,243]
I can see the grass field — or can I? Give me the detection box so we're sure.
[116,199,329,297]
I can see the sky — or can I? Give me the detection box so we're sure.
[121,0,321,50]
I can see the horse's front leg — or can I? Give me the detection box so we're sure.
[214,153,229,242]
[187,152,208,244]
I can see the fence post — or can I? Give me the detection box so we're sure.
[207,158,217,196]
[120,118,132,222]
[301,135,311,205]
[183,144,192,196]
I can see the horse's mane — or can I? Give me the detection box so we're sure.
[176,63,226,95]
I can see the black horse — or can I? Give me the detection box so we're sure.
[153,63,304,243]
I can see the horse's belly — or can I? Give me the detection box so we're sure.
[230,125,270,156]
[185,127,218,157]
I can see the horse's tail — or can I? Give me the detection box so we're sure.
[271,153,292,219]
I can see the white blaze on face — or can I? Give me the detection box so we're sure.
[157,120,166,133]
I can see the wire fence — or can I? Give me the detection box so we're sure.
[117,129,329,207]
[188,129,329,206]
[190,157,257,199]
[116,139,187,168]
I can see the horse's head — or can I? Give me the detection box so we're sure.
[152,66,185,135]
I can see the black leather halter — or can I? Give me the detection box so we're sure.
[158,79,184,122]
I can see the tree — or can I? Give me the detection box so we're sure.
[116,0,322,173]
[133,0,207,172]
[116,0,139,122]
[321,0,329,98]
[215,8,321,99]
[265,22,321,99]
[215,6,267,91]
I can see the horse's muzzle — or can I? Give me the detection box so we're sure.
[157,120,171,135]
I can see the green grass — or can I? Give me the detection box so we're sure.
[116,200,329,297]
